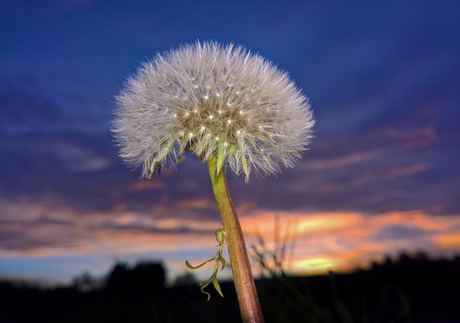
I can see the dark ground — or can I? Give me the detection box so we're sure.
[1,252,459,323]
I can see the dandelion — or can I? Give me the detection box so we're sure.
[113,41,314,182]
[112,41,314,323]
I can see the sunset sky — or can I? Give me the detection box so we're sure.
[1,0,459,285]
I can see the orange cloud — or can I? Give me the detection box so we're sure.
[434,233,460,248]
[2,197,459,282]
[117,214,135,225]
[243,210,460,275]
[177,198,213,209]
[131,179,166,190]
[293,255,342,274]
[240,212,362,238]
[155,218,221,231]
[412,213,457,231]
[297,213,362,234]
[236,202,258,215]
[92,228,216,253]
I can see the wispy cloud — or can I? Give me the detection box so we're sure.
[241,210,460,275]
[2,194,458,282]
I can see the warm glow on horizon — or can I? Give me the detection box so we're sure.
[239,210,460,275]
[434,233,460,248]
[297,213,362,234]
[1,197,459,283]
[293,255,342,274]
[177,198,214,209]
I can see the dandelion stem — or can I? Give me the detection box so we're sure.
[208,155,265,323]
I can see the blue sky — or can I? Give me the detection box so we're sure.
[0,0,459,284]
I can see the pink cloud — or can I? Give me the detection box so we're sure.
[177,198,214,209]
[300,151,380,170]
[386,123,437,149]
[363,162,430,179]
[1,197,459,280]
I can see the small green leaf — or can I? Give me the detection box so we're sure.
[185,259,213,270]
[199,278,212,288]
[241,153,248,182]
[218,256,226,270]
[186,227,227,301]
[213,276,224,298]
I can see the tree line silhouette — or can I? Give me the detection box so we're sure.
[0,251,459,323]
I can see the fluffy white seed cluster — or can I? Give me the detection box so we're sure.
[113,41,315,181]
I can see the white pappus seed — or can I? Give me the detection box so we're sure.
[113,41,315,180]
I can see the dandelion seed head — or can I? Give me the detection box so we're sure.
[113,41,315,181]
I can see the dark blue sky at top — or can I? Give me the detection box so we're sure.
[0,0,459,257]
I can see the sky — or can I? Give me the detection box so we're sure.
[0,0,459,285]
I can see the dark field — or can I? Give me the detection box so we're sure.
[1,252,459,323]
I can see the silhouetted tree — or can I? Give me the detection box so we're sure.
[105,261,165,293]
[173,272,196,287]
[397,251,412,265]
[383,255,394,266]
[414,251,429,263]
[72,271,94,292]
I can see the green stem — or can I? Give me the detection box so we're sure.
[208,155,265,323]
